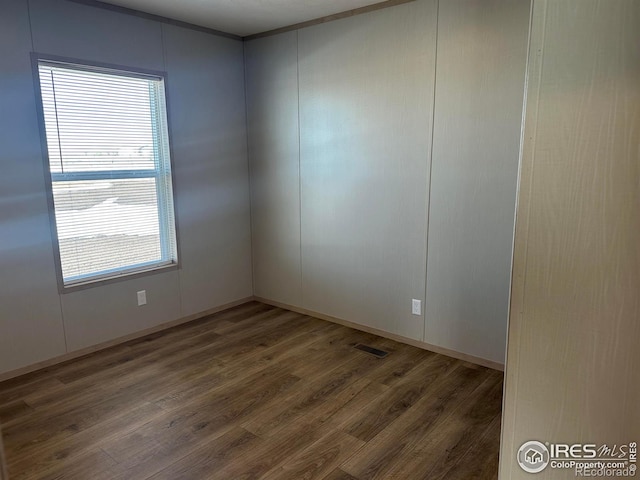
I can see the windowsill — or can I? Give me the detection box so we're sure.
[59,262,179,294]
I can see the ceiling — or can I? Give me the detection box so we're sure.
[99,0,390,37]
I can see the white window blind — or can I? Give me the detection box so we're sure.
[37,60,178,286]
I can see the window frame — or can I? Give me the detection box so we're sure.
[31,53,181,293]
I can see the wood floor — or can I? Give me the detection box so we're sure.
[0,302,503,480]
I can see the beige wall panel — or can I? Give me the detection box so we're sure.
[245,31,302,306]
[500,1,640,478]
[0,0,67,375]
[298,0,437,340]
[425,0,530,364]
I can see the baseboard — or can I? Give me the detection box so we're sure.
[0,294,503,382]
[253,296,505,372]
[0,296,254,383]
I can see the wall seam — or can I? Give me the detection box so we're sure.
[27,0,69,354]
[422,0,440,344]
[26,0,35,50]
[243,40,256,297]
[500,0,547,476]
[296,30,303,308]
[160,23,184,317]
[160,22,168,71]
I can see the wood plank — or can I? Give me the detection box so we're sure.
[340,364,495,480]
[412,374,503,479]
[342,353,459,442]
[364,347,435,387]
[443,416,501,480]
[7,402,164,480]
[149,319,335,412]
[260,431,364,480]
[210,419,330,480]
[300,378,389,430]
[322,468,360,480]
[376,372,503,479]
[0,400,33,426]
[242,353,387,438]
[13,449,118,480]
[0,377,65,407]
[97,369,301,480]
[130,427,261,480]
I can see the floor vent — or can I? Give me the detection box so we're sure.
[354,344,389,358]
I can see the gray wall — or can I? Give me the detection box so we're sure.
[245,31,302,306]
[0,0,67,375]
[246,0,529,365]
[0,0,529,375]
[0,0,252,375]
[297,0,437,342]
[425,0,530,363]
[500,0,640,477]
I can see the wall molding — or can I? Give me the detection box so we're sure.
[0,296,253,383]
[65,0,242,40]
[66,0,418,42]
[1,290,504,383]
[254,297,505,371]
[244,0,417,41]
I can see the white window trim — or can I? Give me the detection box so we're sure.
[32,54,181,293]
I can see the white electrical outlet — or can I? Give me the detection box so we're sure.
[411,299,421,316]
[137,290,147,306]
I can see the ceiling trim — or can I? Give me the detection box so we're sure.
[66,0,242,40]
[65,0,417,42]
[243,0,417,41]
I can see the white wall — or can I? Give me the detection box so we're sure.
[0,0,252,375]
[500,0,640,477]
[246,0,530,366]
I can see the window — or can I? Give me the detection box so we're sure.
[36,59,178,287]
